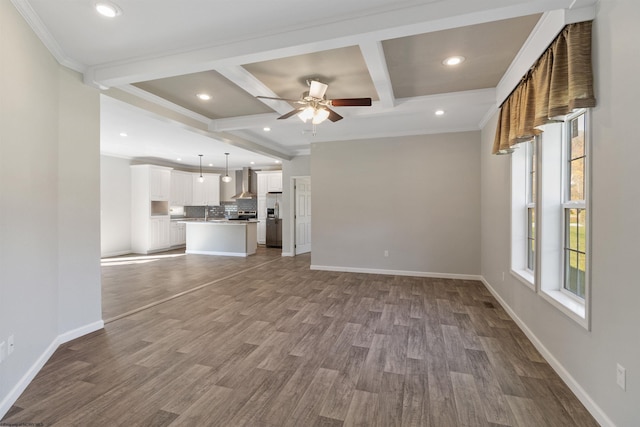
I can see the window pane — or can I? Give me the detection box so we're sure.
[577,209,586,253]
[570,115,585,159]
[577,252,587,298]
[565,208,586,298]
[570,157,585,200]
[527,207,535,271]
[528,139,536,203]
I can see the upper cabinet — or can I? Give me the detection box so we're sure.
[257,171,283,194]
[267,172,283,192]
[192,173,220,206]
[170,170,193,206]
[148,166,171,200]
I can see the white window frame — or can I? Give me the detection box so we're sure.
[510,109,591,330]
[538,109,590,329]
[510,137,537,290]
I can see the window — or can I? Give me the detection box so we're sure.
[563,112,587,299]
[526,139,536,272]
[510,109,590,328]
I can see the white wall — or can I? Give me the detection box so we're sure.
[282,155,311,255]
[480,1,640,425]
[0,2,102,417]
[100,155,132,257]
[311,133,480,277]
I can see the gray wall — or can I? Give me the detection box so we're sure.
[100,155,132,257]
[282,155,311,255]
[311,133,480,276]
[0,2,102,416]
[480,1,640,425]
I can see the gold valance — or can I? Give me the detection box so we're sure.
[493,20,596,154]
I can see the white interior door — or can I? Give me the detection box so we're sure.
[294,178,311,255]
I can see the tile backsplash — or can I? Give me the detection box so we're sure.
[180,199,256,219]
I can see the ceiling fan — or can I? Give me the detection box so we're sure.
[257,80,372,125]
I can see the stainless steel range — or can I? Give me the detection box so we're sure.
[229,210,257,221]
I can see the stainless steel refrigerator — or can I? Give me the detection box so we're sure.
[266,192,282,248]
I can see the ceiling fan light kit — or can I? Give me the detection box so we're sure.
[257,79,372,132]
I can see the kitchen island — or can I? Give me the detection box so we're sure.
[182,220,258,257]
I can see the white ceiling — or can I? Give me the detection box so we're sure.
[13,0,597,168]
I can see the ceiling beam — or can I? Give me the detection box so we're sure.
[84,0,582,89]
[359,41,395,109]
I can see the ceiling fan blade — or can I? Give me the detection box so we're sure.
[329,98,372,107]
[277,109,302,120]
[256,95,301,103]
[308,81,328,99]
[327,108,343,122]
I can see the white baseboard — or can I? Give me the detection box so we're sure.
[58,320,104,344]
[185,250,247,257]
[310,264,482,281]
[0,320,104,419]
[281,252,294,257]
[480,277,615,427]
[101,249,131,258]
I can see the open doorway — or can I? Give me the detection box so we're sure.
[293,177,311,255]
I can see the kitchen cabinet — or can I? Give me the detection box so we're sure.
[255,171,282,244]
[149,166,171,200]
[170,221,186,247]
[149,217,171,250]
[170,170,193,206]
[131,165,173,254]
[192,173,220,206]
[267,172,283,192]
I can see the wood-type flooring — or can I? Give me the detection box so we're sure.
[2,250,599,426]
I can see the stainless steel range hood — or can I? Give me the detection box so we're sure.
[232,167,256,199]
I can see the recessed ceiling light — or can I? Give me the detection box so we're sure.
[435,109,445,116]
[196,93,211,101]
[263,127,271,132]
[95,2,121,18]
[119,132,127,137]
[250,161,255,165]
[442,56,465,66]
[177,158,182,161]
[209,163,213,167]
[274,160,281,164]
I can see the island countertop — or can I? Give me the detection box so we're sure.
[184,220,257,257]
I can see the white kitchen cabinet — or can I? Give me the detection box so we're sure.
[192,173,220,206]
[170,170,193,206]
[149,166,171,200]
[267,172,283,192]
[170,221,186,247]
[149,217,171,250]
[255,170,282,244]
[131,165,173,254]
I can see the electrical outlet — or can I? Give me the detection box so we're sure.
[8,335,14,355]
[0,341,5,363]
[617,364,626,390]
[384,250,389,257]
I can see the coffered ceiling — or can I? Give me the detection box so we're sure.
[12,0,597,168]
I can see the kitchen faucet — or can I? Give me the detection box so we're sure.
[204,205,208,221]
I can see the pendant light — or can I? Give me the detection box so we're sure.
[198,154,204,182]
[222,153,232,183]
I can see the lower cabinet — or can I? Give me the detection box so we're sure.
[149,217,171,251]
[170,221,186,247]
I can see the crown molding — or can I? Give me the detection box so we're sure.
[10,0,85,73]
